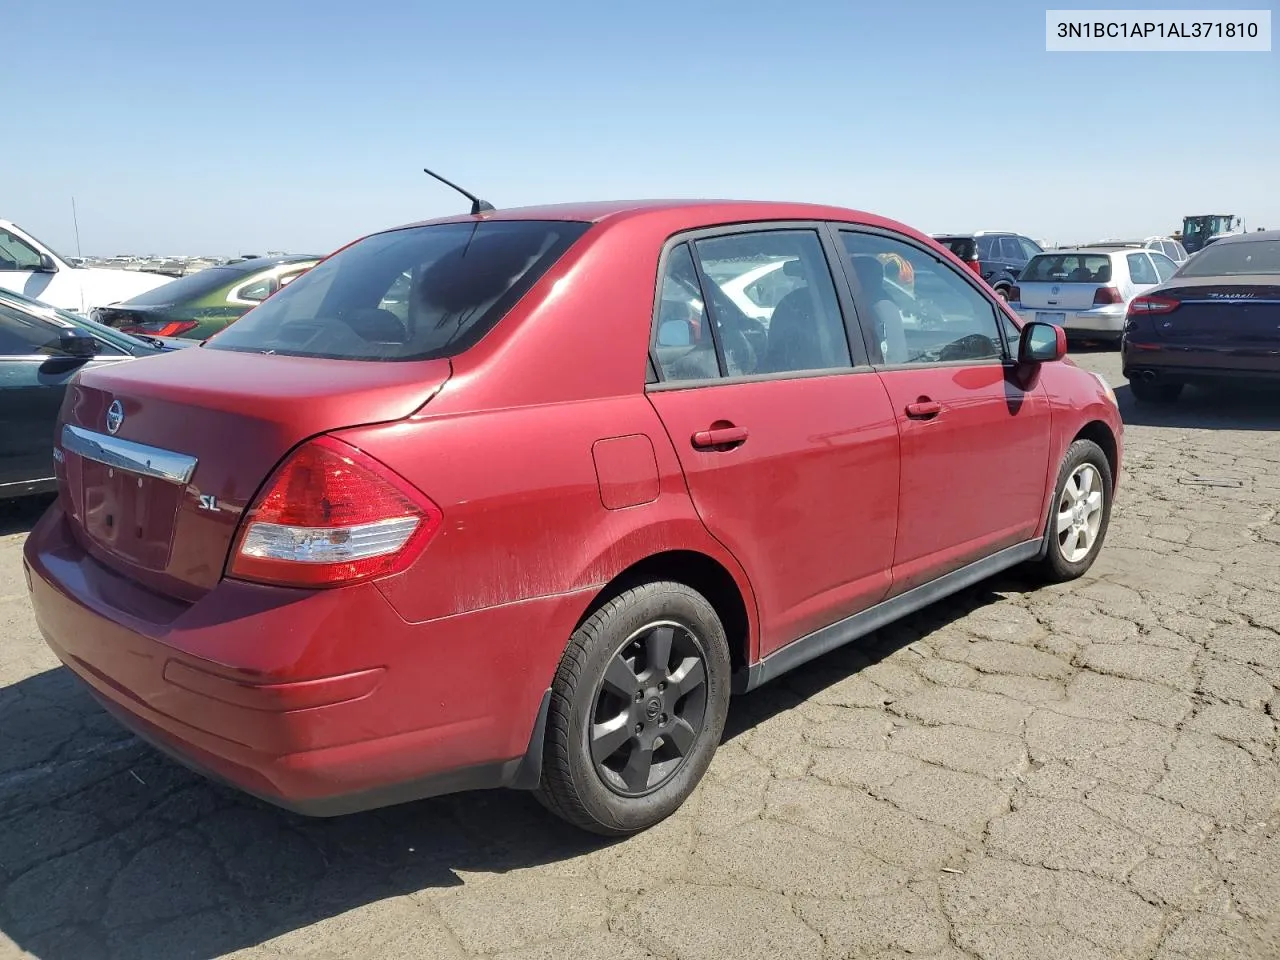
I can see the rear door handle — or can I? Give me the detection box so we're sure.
[691,426,749,450]
[904,400,942,420]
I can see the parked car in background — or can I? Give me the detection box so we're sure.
[1122,230,1280,403]
[930,232,1043,301]
[1082,237,1189,266]
[0,290,185,501]
[1011,247,1178,344]
[24,199,1121,836]
[93,254,321,340]
[0,219,174,314]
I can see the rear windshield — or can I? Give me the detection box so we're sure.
[122,266,247,305]
[206,220,590,361]
[1021,254,1112,283]
[1178,238,1280,277]
[935,236,976,260]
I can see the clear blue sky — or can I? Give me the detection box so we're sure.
[7,0,1277,256]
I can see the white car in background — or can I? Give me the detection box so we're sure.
[0,219,173,315]
[1010,247,1179,345]
[1081,236,1190,267]
[702,257,804,323]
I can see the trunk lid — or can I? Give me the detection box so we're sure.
[1151,277,1280,342]
[1018,253,1117,310]
[56,347,450,602]
[1017,281,1105,311]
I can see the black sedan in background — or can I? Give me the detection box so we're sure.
[1122,231,1280,403]
[0,290,191,500]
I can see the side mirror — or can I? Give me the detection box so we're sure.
[37,253,59,274]
[55,327,101,359]
[1019,321,1066,364]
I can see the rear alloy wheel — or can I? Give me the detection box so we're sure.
[1129,378,1183,404]
[537,582,730,835]
[1036,439,1113,582]
[994,286,1011,302]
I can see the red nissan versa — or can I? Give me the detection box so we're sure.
[23,200,1122,835]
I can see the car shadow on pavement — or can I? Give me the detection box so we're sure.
[0,578,1016,960]
[0,496,53,538]
[1117,382,1280,430]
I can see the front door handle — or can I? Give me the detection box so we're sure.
[692,425,749,450]
[904,399,942,420]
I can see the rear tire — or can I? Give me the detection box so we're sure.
[994,286,1011,302]
[1035,439,1113,583]
[536,582,731,836]
[1129,378,1183,403]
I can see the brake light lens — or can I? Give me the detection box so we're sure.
[121,319,200,338]
[1127,295,1180,315]
[1093,286,1123,305]
[228,436,442,588]
[966,257,982,275]
[1009,285,1021,302]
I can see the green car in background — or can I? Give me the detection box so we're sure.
[92,254,320,340]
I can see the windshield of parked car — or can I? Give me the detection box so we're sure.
[207,221,590,361]
[1177,238,1280,277]
[1021,254,1113,283]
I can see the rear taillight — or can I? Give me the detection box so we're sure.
[1009,285,1021,302]
[1093,286,1123,305]
[966,257,982,275]
[121,319,200,337]
[228,436,442,588]
[1127,295,1180,315]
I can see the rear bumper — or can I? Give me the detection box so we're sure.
[1016,306,1126,337]
[22,503,586,815]
[1122,338,1280,382]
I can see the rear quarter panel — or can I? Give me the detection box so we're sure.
[332,215,765,670]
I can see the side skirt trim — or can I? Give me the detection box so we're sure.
[733,539,1041,693]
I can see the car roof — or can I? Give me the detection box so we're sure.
[1212,229,1280,244]
[930,231,1016,238]
[382,199,920,236]
[217,253,322,272]
[1031,248,1125,257]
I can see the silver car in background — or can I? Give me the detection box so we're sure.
[1010,247,1178,345]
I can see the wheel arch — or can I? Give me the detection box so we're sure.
[1072,419,1119,488]
[572,549,755,676]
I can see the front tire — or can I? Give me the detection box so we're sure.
[537,582,731,836]
[1036,439,1113,582]
[1129,378,1183,403]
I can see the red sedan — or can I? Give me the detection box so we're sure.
[23,200,1122,835]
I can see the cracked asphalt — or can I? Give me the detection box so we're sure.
[2,350,1278,960]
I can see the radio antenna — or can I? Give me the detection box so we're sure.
[422,167,494,215]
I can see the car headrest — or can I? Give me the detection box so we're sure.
[850,254,886,290]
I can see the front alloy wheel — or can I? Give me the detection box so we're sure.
[1056,463,1105,563]
[1037,438,1113,581]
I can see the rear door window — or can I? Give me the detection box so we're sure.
[652,230,853,381]
[999,237,1024,260]
[1127,253,1159,285]
[207,220,590,361]
[1150,252,1177,282]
